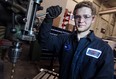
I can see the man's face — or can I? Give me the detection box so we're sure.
[74,7,95,33]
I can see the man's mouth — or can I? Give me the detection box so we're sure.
[78,25,86,27]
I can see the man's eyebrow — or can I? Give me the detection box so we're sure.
[74,14,92,16]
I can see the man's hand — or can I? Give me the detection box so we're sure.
[46,5,62,19]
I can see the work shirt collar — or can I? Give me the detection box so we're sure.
[86,30,96,42]
[72,30,96,42]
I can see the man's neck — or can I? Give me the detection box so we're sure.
[77,30,90,41]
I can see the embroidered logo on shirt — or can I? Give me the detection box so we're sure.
[64,44,71,51]
[86,48,102,59]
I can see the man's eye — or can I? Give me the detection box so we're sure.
[74,15,81,19]
[83,15,91,19]
[74,15,92,19]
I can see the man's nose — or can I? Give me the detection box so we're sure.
[78,17,85,22]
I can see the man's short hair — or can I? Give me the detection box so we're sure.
[73,1,96,15]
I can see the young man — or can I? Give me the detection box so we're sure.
[38,1,114,79]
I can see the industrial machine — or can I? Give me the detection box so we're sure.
[0,0,43,79]
[0,0,70,79]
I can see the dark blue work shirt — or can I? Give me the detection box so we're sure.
[38,20,114,79]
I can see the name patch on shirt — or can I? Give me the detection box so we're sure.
[86,48,102,59]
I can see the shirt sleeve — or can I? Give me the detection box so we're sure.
[95,45,114,79]
[37,19,66,53]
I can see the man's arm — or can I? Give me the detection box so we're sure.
[95,45,114,79]
[38,19,53,50]
[38,5,62,51]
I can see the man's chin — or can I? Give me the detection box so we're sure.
[77,28,87,33]
[77,28,84,31]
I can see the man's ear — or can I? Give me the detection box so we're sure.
[92,15,95,23]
